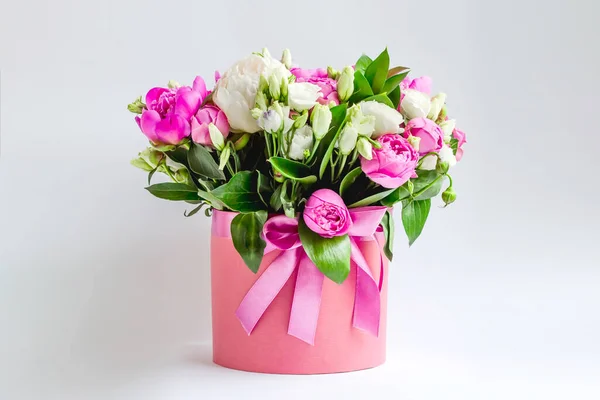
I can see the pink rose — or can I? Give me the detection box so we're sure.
[361,134,419,189]
[135,76,208,145]
[404,118,444,155]
[400,75,432,95]
[303,189,352,238]
[191,105,230,147]
[452,128,467,161]
[291,68,339,105]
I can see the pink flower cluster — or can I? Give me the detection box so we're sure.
[136,76,229,147]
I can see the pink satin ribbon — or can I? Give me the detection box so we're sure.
[213,207,388,345]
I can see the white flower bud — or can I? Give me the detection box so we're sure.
[310,103,333,140]
[419,154,437,170]
[218,146,231,170]
[427,93,446,121]
[407,135,421,152]
[338,124,358,155]
[357,137,373,160]
[208,123,225,151]
[167,80,180,89]
[288,82,321,111]
[337,66,354,102]
[269,73,281,100]
[439,119,456,143]
[281,49,292,69]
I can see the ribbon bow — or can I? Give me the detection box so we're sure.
[234,206,388,345]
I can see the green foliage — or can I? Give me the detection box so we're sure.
[145,183,200,201]
[187,143,225,180]
[401,199,431,246]
[231,211,268,273]
[298,218,351,284]
[211,171,264,212]
[364,48,390,94]
[269,157,317,184]
[381,210,395,261]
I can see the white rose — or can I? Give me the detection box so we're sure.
[288,82,321,111]
[285,125,314,160]
[359,100,404,137]
[213,54,291,133]
[401,89,431,119]
[438,144,457,167]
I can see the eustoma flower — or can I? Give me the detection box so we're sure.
[191,105,230,147]
[303,189,353,238]
[291,68,339,105]
[359,101,404,138]
[136,77,207,145]
[361,134,419,188]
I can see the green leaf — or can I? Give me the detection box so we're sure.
[145,182,200,201]
[211,171,264,212]
[388,86,401,109]
[387,66,410,78]
[381,210,395,261]
[318,104,348,178]
[257,171,273,207]
[231,211,268,273]
[164,146,189,166]
[197,189,225,210]
[270,184,283,211]
[269,157,317,185]
[364,48,390,94]
[382,71,409,94]
[449,138,459,155]
[362,93,394,108]
[355,54,373,73]
[349,71,374,103]
[147,167,158,185]
[187,143,225,180]
[298,218,351,284]
[348,188,395,208]
[184,203,207,217]
[402,199,431,246]
[381,184,411,207]
[279,179,295,218]
[412,170,445,200]
[339,167,363,198]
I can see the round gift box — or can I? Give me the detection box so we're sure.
[210,210,388,374]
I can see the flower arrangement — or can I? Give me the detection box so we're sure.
[128,48,466,284]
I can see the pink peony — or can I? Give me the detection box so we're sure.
[361,134,419,189]
[291,68,339,105]
[303,189,352,238]
[452,128,467,161]
[400,75,432,95]
[404,118,444,155]
[136,76,208,145]
[191,105,230,147]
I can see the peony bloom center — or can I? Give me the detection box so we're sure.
[150,89,178,115]
[307,203,348,233]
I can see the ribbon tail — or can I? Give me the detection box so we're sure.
[288,253,324,345]
[350,238,381,337]
[235,248,300,335]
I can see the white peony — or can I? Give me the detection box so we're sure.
[213,54,291,133]
[359,100,404,137]
[288,82,321,111]
[401,89,431,120]
[285,125,314,160]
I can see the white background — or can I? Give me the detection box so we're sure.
[1,0,599,399]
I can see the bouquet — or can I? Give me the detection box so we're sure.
[128,48,466,284]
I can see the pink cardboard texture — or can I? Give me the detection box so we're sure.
[210,215,388,374]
